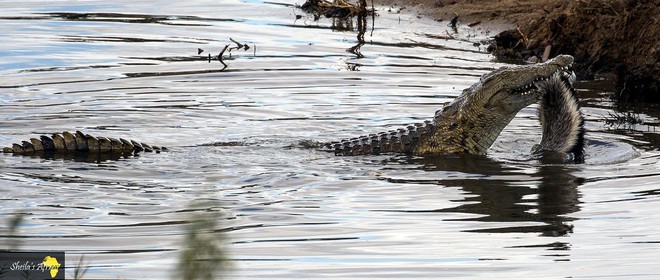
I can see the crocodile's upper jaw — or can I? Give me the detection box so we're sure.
[466,55,574,116]
[421,55,575,155]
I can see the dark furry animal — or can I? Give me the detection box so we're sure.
[534,69,585,163]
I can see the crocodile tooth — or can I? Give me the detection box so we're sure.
[62,131,77,151]
[75,131,89,152]
[52,133,67,151]
[30,138,44,151]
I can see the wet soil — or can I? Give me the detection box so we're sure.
[375,0,659,101]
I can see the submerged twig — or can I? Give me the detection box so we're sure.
[604,111,644,130]
[229,38,250,51]
[218,44,229,70]
[198,38,253,70]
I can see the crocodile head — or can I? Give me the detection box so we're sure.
[458,55,574,118]
[420,55,575,155]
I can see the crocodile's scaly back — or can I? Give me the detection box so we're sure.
[328,120,436,156]
[330,55,575,156]
[2,131,166,161]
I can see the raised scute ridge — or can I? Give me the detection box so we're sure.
[2,131,166,156]
[328,121,435,156]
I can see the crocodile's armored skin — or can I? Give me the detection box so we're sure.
[328,55,576,156]
[3,55,582,162]
[533,69,585,163]
[2,131,166,158]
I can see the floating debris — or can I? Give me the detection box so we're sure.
[299,0,373,20]
[198,38,253,70]
[605,111,644,130]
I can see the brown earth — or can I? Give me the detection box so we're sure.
[374,0,659,101]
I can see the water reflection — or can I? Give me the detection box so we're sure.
[34,12,233,26]
[346,0,369,59]
[400,155,582,237]
[7,150,143,163]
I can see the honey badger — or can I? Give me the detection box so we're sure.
[533,68,585,163]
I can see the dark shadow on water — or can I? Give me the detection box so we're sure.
[388,154,583,237]
[7,150,148,163]
[26,12,236,26]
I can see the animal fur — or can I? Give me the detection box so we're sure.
[535,70,585,163]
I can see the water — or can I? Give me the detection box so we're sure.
[1,0,660,279]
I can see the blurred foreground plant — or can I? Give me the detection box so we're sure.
[175,201,229,280]
[2,213,25,250]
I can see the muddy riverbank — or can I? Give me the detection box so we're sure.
[375,0,659,101]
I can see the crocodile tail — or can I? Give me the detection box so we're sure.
[328,120,435,156]
[2,131,167,155]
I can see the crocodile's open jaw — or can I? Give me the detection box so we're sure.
[484,59,575,114]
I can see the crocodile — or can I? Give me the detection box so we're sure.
[328,55,575,156]
[2,55,579,161]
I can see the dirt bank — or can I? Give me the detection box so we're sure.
[375,0,659,101]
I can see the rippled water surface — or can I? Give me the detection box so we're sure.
[2,0,660,279]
